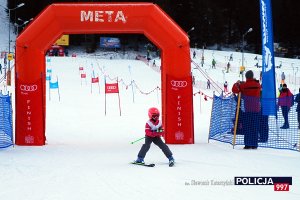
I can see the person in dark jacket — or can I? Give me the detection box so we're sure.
[258,106,269,143]
[193,50,196,59]
[207,79,211,89]
[134,107,175,166]
[232,70,261,149]
[278,84,293,129]
[226,62,230,73]
[295,88,300,129]
[229,53,233,61]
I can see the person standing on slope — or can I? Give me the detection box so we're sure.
[134,107,175,167]
[278,83,293,129]
[232,70,261,149]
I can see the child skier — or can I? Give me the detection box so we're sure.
[134,107,175,167]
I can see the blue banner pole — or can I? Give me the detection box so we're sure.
[259,0,277,116]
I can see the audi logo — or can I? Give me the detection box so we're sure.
[20,84,38,92]
[171,80,187,87]
[107,86,117,89]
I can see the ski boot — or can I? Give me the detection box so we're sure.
[134,157,145,164]
[168,156,175,167]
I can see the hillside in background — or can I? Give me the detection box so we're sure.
[4,0,300,57]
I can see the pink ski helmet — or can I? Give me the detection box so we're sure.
[148,107,160,119]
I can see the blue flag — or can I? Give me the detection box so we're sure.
[50,81,59,89]
[260,0,276,115]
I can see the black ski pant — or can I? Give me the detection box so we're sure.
[243,112,259,147]
[281,106,290,126]
[138,136,172,159]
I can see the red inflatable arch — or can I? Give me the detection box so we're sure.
[15,3,194,145]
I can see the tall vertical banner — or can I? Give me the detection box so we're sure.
[165,75,194,144]
[260,0,277,115]
[15,78,45,145]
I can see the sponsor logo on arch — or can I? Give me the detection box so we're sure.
[170,80,188,90]
[20,84,38,92]
[80,10,127,23]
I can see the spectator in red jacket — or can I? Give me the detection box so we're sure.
[278,84,293,129]
[232,70,261,112]
[134,107,174,166]
[232,70,261,149]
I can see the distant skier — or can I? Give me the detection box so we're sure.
[4,55,7,65]
[201,56,205,67]
[193,50,196,59]
[226,62,230,73]
[224,81,228,92]
[134,107,175,167]
[0,63,2,74]
[207,79,211,89]
[192,75,195,86]
[278,84,293,129]
[281,72,285,84]
[276,62,282,68]
[229,53,233,61]
[212,58,216,69]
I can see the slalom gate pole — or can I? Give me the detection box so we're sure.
[57,76,61,101]
[90,73,92,94]
[49,79,51,101]
[105,77,107,116]
[117,77,121,116]
[130,136,145,144]
[156,87,159,104]
[98,73,100,94]
[199,90,202,113]
[131,80,135,103]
